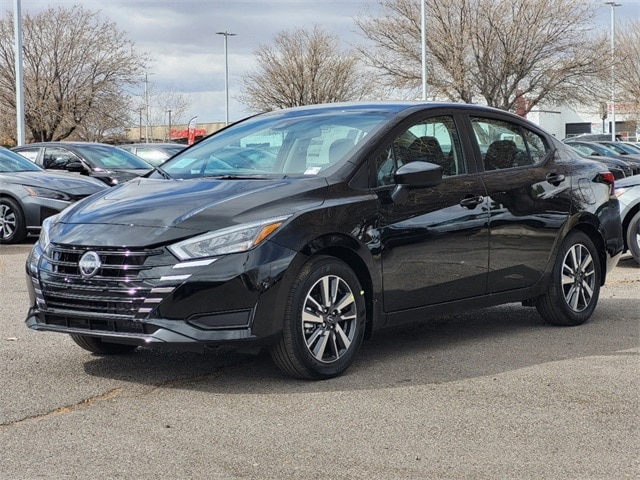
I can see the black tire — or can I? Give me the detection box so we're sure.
[0,197,27,244]
[536,231,601,326]
[626,211,640,265]
[270,256,366,380]
[70,334,138,355]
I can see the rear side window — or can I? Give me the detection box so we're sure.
[14,148,39,163]
[471,117,549,170]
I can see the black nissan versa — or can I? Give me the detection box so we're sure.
[25,102,623,380]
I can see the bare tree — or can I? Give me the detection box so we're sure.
[614,20,640,110]
[0,5,147,143]
[356,0,609,114]
[238,26,377,112]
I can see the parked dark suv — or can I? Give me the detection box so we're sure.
[25,102,623,379]
[12,142,153,186]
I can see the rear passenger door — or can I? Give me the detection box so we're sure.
[470,115,572,293]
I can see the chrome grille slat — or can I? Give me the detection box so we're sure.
[47,259,152,272]
[45,290,146,304]
[42,271,161,283]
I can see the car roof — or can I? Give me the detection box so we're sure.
[123,143,185,148]
[257,101,513,116]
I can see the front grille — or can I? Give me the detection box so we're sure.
[36,243,177,320]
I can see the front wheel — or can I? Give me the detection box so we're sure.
[270,256,366,380]
[0,198,27,244]
[536,231,601,326]
[626,211,640,265]
[70,335,138,355]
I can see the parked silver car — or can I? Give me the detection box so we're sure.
[615,174,640,264]
[0,147,107,243]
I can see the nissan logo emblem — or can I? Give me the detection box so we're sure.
[78,251,101,278]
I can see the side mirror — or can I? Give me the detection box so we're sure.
[392,161,443,204]
[65,161,86,172]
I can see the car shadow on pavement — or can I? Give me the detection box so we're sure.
[81,296,639,394]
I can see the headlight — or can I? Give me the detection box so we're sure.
[24,186,71,201]
[168,215,291,260]
[38,215,56,251]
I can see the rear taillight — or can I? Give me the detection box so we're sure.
[599,171,616,196]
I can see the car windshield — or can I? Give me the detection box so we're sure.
[161,109,391,179]
[162,145,185,154]
[605,142,639,155]
[73,145,152,170]
[0,148,43,172]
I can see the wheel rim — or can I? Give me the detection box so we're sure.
[561,243,596,312]
[0,204,16,240]
[301,274,358,363]
[633,222,640,252]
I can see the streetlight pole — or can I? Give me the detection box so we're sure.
[13,0,25,146]
[421,0,427,101]
[605,2,621,141]
[216,31,236,125]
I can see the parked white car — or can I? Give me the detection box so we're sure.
[616,175,640,264]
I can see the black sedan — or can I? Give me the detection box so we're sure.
[568,144,634,179]
[25,102,623,379]
[0,147,107,244]
[565,141,640,176]
[12,142,153,186]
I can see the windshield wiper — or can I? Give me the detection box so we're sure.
[143,167,172,179]
[201,174,271,180]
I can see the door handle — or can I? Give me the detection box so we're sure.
[459,195,484,208]
[546,172,565,186]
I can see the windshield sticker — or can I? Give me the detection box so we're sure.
[304,166,322,175]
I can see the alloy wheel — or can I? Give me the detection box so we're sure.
[561,243,596,312]
[301,274,358,363]
[0,204,16,240]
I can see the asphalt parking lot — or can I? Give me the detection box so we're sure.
[1,241,638,479]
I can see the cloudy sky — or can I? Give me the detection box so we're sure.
[4,0,640,125]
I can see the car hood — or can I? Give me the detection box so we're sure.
[100,168,152,183]
[51,176,328,246]
[1,171,106,194]
[616,173,640,188]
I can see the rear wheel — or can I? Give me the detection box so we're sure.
[536,231,601,326]
[70,335,138,355]
[0,198,27,244]
[626,211,640,265]
[270,256,366,380]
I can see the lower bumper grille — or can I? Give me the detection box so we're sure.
[42,313,160,334]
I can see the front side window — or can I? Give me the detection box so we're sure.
[376,115,465,186]
[471,117,549,171]
[43,147,81,170]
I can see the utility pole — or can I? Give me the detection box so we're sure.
[144,73,154,142]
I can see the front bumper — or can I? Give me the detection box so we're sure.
[25,239,300,350]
